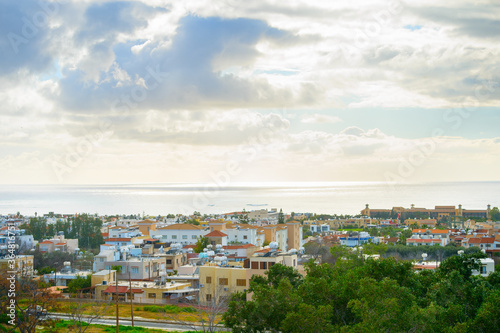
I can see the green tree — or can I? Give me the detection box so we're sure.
[67,274,92,294]
[69,214,103,250]
[490,207,500,221]
[281,303,334,333]
[29,217,47,241]
[194,236,209,253]
[265,263,303,289]
[399,228,413,245]
[471,289,500,332]
[278,208,285,224]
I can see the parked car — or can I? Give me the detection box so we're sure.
[26,305,48,318]
[178,295,197,304]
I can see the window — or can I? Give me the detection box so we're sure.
[206,294,212,302]
[251,262,259,269]
[206,276,212,284]
[236,279,246,287]
[260,262,267,270]
[480,266,487,274]
[192,235,197,239]
[182,235,187,239]
[172,235,177,239]
[131,267,139,274]
[100,258,104,262]
[243,235,247,240]
[219,278,228,285]
[166,259,172,264]
[148,293,156,298]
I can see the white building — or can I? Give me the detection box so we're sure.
[150,224,206,245]
[224,226,261,246]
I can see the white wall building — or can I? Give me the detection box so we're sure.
[150,224,206,245]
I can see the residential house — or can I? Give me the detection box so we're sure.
[150,224,206,245]
[339,232,373,247]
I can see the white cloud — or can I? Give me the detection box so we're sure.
[0,0,499,184]
[301,113,342,124]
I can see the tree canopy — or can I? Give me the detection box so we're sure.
[223,249,496,332]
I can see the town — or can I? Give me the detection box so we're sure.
[1,203,500,331]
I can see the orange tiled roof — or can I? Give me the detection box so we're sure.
[158,224,204,231]
[205,230,228,237]
[468,238,482,244]
[431,229,450,234]
[224,244,255,249]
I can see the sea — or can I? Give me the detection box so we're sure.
[0,181,498,217]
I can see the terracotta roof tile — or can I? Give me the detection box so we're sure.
[159,224,204,231]
[223,244,255,249]
[205,230,228,237]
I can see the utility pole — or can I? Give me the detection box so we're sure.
[115,270,119,333]
[129,272,134,327]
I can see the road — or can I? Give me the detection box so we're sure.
[49,313,229,332]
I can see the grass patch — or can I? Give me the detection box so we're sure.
[142,305,196,314]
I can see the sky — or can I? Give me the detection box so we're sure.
[1,0,499,185]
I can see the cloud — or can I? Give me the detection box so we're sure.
[1,1,500,184]
[301,113,342,124]
[0,0,55,75]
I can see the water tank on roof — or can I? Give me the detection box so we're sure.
[269,242,278,249]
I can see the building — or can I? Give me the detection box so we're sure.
[286,221,302,251]
[43,262,93,286]
[339,232,373,247]
[198,265,249,305]
[94,250,167,281]
[409,229,451,246]
[150,224,206,245]
[94,279,194,304]
[0,255,34,276]
[362,204,492,221]
[137,220,157,237]
[413,258,495,277]
[224,225,262,247]
[205,230,228,246]
[223,244,258,262]
[38,235,79,254]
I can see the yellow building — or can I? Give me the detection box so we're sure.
[286,221,302,250]
[403,219,437,227]
[198,265,250,305]
[137,220,157,237]
[94,279,192,303]
[0,255,34,276]
[91,269,117,287]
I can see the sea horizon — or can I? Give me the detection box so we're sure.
[1,181,499,218]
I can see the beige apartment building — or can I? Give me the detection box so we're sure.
[0,255,34,276]
[286,221,302,250]
[198,264,249,305]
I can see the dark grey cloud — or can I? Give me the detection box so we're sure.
[0,0,54,75]
[410,4,500,39]
[55,14,312,114]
